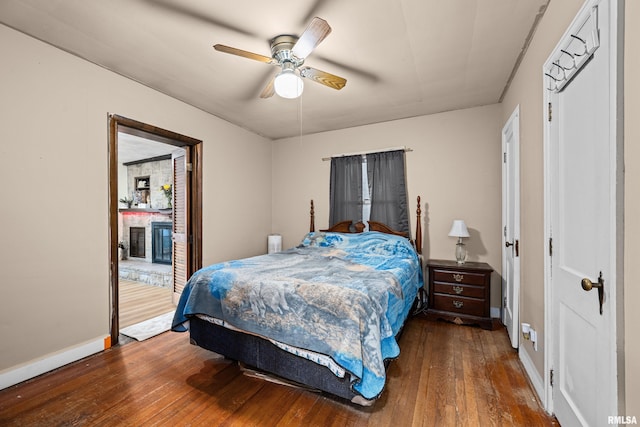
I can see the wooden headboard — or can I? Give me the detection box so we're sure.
[309,196,423,255]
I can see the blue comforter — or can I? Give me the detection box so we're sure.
[172,231,422,399]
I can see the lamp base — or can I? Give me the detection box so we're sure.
[455,239,467,264]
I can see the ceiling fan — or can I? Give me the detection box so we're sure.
[213,17,347,99]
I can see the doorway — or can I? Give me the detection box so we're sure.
[108,114,202,346]
[501,105,520,349]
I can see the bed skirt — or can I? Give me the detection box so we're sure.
[189,316,376,406]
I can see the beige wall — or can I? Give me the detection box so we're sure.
[624,0,639,417]
[272,104,504,308]
[502,0,638,414]
[0,24,272,372]
[500,0,584,380]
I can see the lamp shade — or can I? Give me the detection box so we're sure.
[274,69,304,99]
[448,220,470,238]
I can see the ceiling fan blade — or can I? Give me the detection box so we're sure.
[260,77,275,99]
[214,44,275,64]
[299,67,346,91]
[292,17,332,59]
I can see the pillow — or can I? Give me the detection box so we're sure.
[299,231,346,248]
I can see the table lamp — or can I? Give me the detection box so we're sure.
[448,220,470,264]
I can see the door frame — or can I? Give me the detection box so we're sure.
[542,0,624,415]
[501,105,521,349]
[108,114,203,346]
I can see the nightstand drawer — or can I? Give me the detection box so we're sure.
[433,282,485,299]
[432,294,485,317]
[432,270,487,286]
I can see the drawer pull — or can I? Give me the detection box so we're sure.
[453,273,464,282]
[453,300,464,309]
[453,285,464,294]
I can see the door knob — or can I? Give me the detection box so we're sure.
[581,277,602,291]
[505,240,519,256]
[581,271,604,315]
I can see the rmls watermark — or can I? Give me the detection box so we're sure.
[608,415,638,425]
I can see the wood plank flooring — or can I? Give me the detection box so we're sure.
[119,280,175,329]
[0,316,558,426]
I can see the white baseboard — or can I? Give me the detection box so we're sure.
[518,345,545,403]
[0,337,106,390]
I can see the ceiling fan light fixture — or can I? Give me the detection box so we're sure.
[274,68,304,99]
[213,18,345,99]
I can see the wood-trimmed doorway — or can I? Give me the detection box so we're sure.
[108,114,202,346]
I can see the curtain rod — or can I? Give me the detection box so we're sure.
[322,146,412,161]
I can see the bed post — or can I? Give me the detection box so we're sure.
[415,196,422,254]
[310,200,315,232]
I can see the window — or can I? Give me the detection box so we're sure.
[362,156,371,222]
[329,150,409,233]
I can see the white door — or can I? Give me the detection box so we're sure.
[545,1,619,425]
[501,106,520,349]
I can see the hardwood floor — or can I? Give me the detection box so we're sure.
[119,280,175,329]
[0,316,558,426]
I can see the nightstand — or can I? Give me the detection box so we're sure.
[425,259,495,330]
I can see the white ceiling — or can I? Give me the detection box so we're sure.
[117,133,178,164]
[0,0,548,140]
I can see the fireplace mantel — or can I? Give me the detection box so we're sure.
[119,208,172,214]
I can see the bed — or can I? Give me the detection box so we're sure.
[172,197,423,406]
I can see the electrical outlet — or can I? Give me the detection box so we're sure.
[530,329,538,351]
[521,323,531,340]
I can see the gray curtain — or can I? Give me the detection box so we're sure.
[366,150,409,234]
[329,155,363,226]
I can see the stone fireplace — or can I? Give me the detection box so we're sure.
[120,210,172,263]
[117,155,175,288]
[118,209,173,288]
